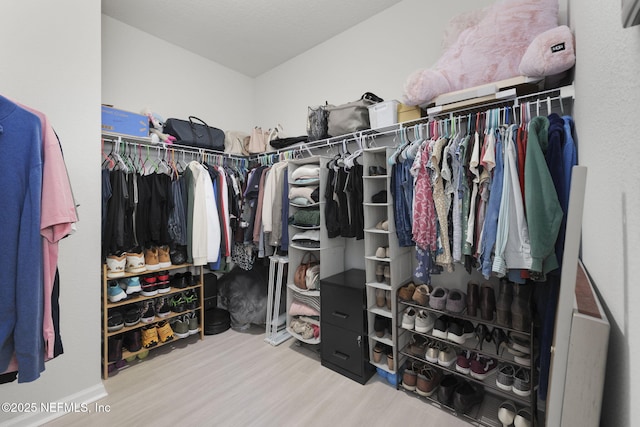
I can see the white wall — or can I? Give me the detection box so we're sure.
[253,0,495,136]
[102,16,254,132]
[0,0,105,425]
[569,1,640,425]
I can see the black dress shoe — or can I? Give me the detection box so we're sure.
[453,380,484,414]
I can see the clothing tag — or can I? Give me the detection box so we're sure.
[551,42,566,53]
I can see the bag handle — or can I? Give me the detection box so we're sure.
[188,116,214,146]
[361,92,384,103]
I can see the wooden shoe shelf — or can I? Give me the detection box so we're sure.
[285,156,345,345]
[362,147,413,383]
[101,263,204,379]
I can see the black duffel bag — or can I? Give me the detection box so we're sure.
[164,116,225,151]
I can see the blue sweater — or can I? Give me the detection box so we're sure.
[0,95,44,382]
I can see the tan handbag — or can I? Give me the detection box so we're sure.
[245,125,283,154]
[294,252,318,290]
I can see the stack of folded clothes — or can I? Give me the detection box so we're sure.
[291,164,320,185]
[289,209,320,227]
[291,229,320,248]
[288,185,319,206]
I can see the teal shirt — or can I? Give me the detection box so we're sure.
[524,117,563,274]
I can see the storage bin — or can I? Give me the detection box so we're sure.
[101,105,149,137]
[368,100,399,129]
[397,103,422,123]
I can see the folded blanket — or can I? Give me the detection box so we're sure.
[291,164,320,181]
[289,209,320,226]
[289,186,319,203]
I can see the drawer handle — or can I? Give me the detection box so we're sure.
[333,351,350,361]
[332,311,348,319]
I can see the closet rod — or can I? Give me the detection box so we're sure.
[428,84,575,120]
[259,84,576,160]
[101,131,247,161]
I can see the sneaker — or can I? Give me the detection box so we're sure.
[156,297,171,318]
[414,310,435,333]
[402,362,419,391]
[106,252,127,278]
[512,368,531,396]
[107,282,127,303]
[171,315,190,339]
[125,248,146,274]
[170,293,187,313]
[144,247,160,271]
[140,300,156,323]
[187,312,200,335]
[141,274,158,296]
[496,363,515,391]
[456,350,474,375]
[107,310,124,332]
[432,315,449,339]
[375,247,386,258]
[425,341,441,363]
[124,306,142,326]
[156,271,171,293]
[470,356,498,380]
[170,272,187,289]
[157,245,172,268]
[141,325,159,348]
[409,334,428,357]
[416,366,441,397]
[401,307,416,330]
[156,320,174,343]
[184,290,199,311]
[125,277,142,295]
[446,319,465,344]
[437,346,456,368]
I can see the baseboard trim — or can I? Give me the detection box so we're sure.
[2,382,107,427]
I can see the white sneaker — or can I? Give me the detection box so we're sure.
[414,310,435,333]
[106,253,127,278]
[375,247,386,258]
[125,249,146,274]
[401,307,416,330]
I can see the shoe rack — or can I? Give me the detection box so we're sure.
[285,156,345,345]
[362,147,413,385]
[396,282,536,426]
[101,263,204,379]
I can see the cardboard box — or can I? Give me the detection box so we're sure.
[397,103,422,123]
[101,105,149,137]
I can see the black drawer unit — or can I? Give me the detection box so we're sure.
[320,269,375,384]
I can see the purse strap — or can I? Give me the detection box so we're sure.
[188,116,214,145]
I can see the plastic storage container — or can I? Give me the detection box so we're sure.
[368,100,399,129]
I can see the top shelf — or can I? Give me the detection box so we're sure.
[103,263,193,280]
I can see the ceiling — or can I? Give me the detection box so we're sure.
[102,0,402,78]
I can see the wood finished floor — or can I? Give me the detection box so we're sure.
[45,326,470,427]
